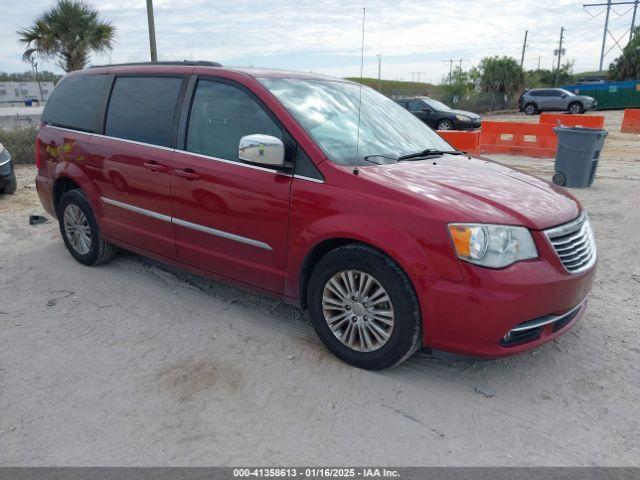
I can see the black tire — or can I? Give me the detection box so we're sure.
[552,172,566,186]
[307,244,422,370]
[568,102,584,114]
[436,119,454,131]
[58,189,118,266]
[524,103,538,115]
[3,175,17,194]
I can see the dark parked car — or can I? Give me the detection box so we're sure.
[0,142,17,194]
[395,97,481,130]
[518,88,597,115]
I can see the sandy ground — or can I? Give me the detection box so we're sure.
[1,110,639,466]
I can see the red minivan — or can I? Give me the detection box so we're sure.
[35,61,596,369]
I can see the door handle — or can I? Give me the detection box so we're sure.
[143,161,166,173]
[175,168,201,180]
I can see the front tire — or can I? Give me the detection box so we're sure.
[568,102,584,114]
[307,244,422,370]
[524,103,537,115]
[58,189,117,266]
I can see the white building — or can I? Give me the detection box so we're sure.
[0,81,55,105]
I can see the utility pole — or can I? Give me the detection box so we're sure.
[442,58,465,85]
[537,55,541,70]
[520,30,528,68]
[584,0,638,70]
[377,54,382,92]
[555,27,565,86]
[411,71,426,82]
[146,0,158,62]
[631,0,639,41]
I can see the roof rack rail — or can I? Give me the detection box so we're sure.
[89,60,222,69]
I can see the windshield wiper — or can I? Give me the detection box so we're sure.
[362,154,399,165]
[398,149,466,161]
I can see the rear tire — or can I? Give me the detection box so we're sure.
[58,189,117,266]
[524,103,537,115]
[307,244,422,370]
[568,102,584,114]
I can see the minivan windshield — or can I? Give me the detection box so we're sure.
[259,78,452,166]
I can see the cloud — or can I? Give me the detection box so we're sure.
[1,0,635,81]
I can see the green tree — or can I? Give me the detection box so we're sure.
[441,67,474,104]
[609,27,640,80]
[477,56,524,97]
[17,0,115,72]
[0,71,62,83]
[526,61,575,88]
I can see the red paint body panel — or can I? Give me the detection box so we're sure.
[89,136,177,259]
[35,64,597,358]
[171,151,291,294]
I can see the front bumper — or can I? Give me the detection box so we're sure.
[419,230,596,357]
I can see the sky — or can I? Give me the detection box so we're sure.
[1,0,637,83]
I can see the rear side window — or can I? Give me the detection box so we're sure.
[186,80,282,162]
[105,76,183,147]
[42,74,107,132]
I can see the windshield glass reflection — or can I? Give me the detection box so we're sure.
[259,78,451,166]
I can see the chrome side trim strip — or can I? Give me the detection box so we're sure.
[100,197,272,251]
[180,150,291,176]
[101,197,172,223]
[509,301,584,333]
[293,174,324,184]
[92,132,177,152]
[47,126,326,182]
[172,217,273,251]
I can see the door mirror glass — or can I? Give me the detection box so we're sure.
[238,134,285,168]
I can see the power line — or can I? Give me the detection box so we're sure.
[583,0,639,70]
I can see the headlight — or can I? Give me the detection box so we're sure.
[455,114,471,122]
[448,224,538,268]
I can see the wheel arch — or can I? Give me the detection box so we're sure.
[294,219,441,310]
[51,162,104,221]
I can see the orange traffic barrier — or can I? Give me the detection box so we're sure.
[621,109,640,133]
[437,130,480,154]
[479,121,557,158]
[539,113,605,129]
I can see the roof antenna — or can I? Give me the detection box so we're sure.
[353,7,366,175]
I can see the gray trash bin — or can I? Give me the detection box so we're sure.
[552,126,608,188]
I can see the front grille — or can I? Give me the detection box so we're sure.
[545,213,596,273]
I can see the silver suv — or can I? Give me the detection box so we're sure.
[518,88,597,115]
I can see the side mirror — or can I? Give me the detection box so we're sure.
[561,94,567,98]
[422,107,433,113]
[238,134,285,168]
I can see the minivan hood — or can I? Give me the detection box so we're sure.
[363,155,579,230]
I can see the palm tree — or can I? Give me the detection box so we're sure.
[18,0,115,72]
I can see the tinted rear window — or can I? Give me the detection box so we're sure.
[105,76,184,147]
[42,74,107,132]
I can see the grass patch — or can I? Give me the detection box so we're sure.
[0,127,37,164]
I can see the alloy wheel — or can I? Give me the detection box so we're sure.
[63,204,92,255]
[321,270,395,352]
